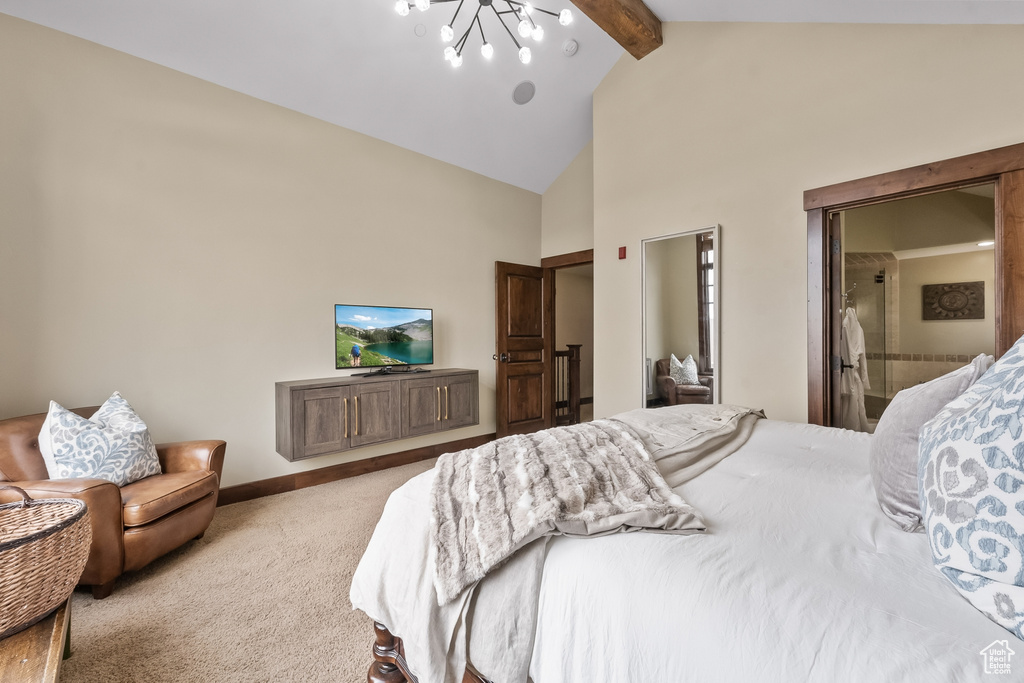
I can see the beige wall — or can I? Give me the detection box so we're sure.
[592,22,1024,421]
[0,15,541,487]
[899,251,995,356]
[541,141,594,258]
[554,267,594,399]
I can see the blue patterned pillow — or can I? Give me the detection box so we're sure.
[38,392,162,486]
[919,338,1024,639]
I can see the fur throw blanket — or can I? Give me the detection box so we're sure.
[430,419,705,605]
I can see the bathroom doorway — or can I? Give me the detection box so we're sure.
[837,185,996,431]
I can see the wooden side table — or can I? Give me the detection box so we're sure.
[0,597,72,682]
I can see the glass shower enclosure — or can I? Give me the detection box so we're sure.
[843,257,890,425]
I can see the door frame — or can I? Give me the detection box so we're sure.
[542,248,594,418]
[805,142,1024,426]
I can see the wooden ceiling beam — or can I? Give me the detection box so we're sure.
[570,0,663,60]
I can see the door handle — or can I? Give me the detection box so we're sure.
[436,387,441,421]
[493,353,509,362]
[444,386,449,420]
[344,398,349,438]
[354,396,359,436]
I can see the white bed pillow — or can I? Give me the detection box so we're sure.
[670,353,700,386]
[919,338,1024,639]
[870,354,992,532]
[38,392,162,486]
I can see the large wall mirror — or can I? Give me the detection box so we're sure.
[642,226,720,408]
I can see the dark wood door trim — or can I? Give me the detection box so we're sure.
[540,249,594,270]
[806,208,827,427]
[807,143,1024,426]
[997,170,1024,356]
[804,142,1024,211]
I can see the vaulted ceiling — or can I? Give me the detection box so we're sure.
[2,0,1023,193]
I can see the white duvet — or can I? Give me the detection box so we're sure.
[352,418,1013,682]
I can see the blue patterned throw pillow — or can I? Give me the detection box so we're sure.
[919,338,1024,639]
[38,392,162,486]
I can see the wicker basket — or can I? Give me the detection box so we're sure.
[0,485,92,640]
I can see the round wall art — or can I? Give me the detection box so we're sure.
[922,281,985,320]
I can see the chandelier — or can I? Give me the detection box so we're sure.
[394,0,573,67]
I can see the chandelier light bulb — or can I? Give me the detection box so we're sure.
[481,42,494,59]
[395,1,410,16]
[531,24,544,41]
[443,45,457,61]
[519,46,532,64]
[440,24,454,42]
[414,0,430,11]
[524,2,534,14]
[558,8,573,25]
[451,52,464,67]
[517,19,532,38]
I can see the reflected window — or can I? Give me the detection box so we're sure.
[696,232,714,373]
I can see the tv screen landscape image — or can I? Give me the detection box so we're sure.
[335,305,433,369]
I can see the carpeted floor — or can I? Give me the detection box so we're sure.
[60,458,437,683]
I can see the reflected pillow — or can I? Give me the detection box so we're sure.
[670,353,700,386]
[919,337,1024,638]
[869,354,992,532]
[38,392,162,486]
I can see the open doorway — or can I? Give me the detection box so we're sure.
[541,249,594,425]
[836,185,995,431]
[554,264,594,423]
[805,142,1024,428]
[493,250,593,438]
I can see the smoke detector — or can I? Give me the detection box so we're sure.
[562,39,579,57]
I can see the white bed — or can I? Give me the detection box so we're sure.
[351,417,1012,682]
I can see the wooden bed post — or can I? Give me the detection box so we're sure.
[367,621,492,683]
[368,622,411,683]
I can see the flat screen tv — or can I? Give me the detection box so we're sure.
[335,304,433,370]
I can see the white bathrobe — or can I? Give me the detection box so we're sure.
[840,308,871,432]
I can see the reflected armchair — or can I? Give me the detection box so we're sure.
[655,358,713,405]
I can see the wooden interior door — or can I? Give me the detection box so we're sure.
[495,261,554,438]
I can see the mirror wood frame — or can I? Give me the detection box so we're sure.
[641,225,721,408]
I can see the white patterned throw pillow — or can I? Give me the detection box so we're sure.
[919,337,1024,639]
[670,353,701,386]
[38,392,162,486]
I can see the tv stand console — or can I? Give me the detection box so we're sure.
[275,369,479,461]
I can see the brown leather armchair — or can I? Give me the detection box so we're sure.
[655,358,713,405]
[0,407,225,599]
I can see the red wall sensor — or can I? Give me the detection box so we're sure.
[618,246,626,260]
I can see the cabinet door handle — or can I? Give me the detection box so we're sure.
[354,396,359,436]
[436,387,441,421]
[344,398,349,438]
[444,386,449,420]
